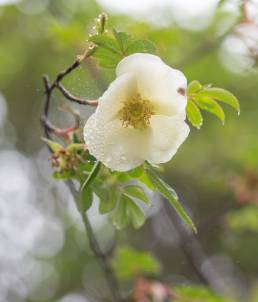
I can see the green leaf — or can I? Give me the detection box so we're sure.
[126,39,156,55]
[96,187,118,214]
[111,195,129,230]
[89,32,157,69]
[113,171,132,183]
[41,138,63,153]
[128,166,144,178]
[52,170,75,180]
[111,193,146,229]
[194,96,225,124]
[79,188,93,212]
[89,34,121,54]
[226,205,258,233]
[81,161,101,192]
[139,172,156,190]
[200,87,240,114]
[66,143,85,152]
[187,80,203,94]
[113,247,161,280]
[123,185,151,206]
[125,195,145,229]
[91,47,120,68]
[113,29,132,54]
[145,166,197,233]
[186,100,203,129]
[174,285,228,302]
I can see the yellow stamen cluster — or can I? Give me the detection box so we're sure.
[119,94,155,129]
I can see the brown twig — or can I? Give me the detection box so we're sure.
[56,83,98,106]
[41,47,98,137]
[41,50,122,301]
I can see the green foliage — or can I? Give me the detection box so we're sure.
[226,205,258,233]
[80,160,101,191]
[85,165,151,229]
[95,185,118,214]
[173,285,228,302]
[78,187,93,212]
[111,194,130,229]
[186,100,203,129]
[89,28,156,68]
[112,192,145,229]
[1,2,255,301]
[123,185,151,206]
[145,164,197,233]
[49,146,196,231]
[112,247,161,280]
[195,96,225,123]
[41,138,64,153]
[187,80,240,129]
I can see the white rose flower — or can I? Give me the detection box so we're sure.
[84,53,190,171]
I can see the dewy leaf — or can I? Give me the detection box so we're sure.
[113,29,132,54]
[90,47,120,68]
[125,195,145,229]
[194,96,225,124]
[200,87,240,114]
[145,166,197,233]
[123,185,151,206]
[126,39,156,55]
[187,80,203,94]
[186,100,203,129]
[81,161,101,192]
[111,195,129,230]
[89,34,121,54]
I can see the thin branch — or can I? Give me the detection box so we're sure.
[163,201,232,297]
[81,210,122,301]
[56,83,98,106]
[41,51,123,301]
[66,180,123,301]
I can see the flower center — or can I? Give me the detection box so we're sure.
[119,94,155,129]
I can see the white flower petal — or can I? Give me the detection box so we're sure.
[146,115,190,165]
[84,53,190,171]
[96,72,137,122]
[84,114,150,171]
[116,53,187,116]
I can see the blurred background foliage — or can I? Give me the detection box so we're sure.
[1,0,258,301]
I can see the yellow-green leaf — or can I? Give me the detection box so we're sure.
[200,87,240,114]
[194,96,225,124]
[186,100,203,129]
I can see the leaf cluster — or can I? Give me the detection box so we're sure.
[186,80,240,129]
[89,29,156,68]
[112,247,161,280]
